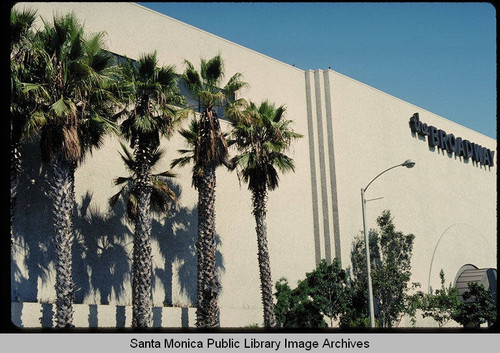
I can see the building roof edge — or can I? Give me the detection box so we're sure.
[131,3,305,73]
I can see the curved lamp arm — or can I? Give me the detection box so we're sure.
[363,159,415,193]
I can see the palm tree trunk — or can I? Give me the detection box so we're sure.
[50,152,76,328]
[132,186,153,327]
[196,166,219,327]
[252,185,276,328]
[195,228,205,327]
[10,141,22,242]
[132,143,153,328]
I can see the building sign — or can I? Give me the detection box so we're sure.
[409,113,495,167]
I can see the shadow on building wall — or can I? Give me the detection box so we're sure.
[11,141,54,303]
[151,188,225,308]
[11,141,225,327]
[152,198,197,307]
[72,191,131,305]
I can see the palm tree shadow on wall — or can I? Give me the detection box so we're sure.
[11,141,54,304]
[72,192,132,305]
[11,145,225,326]
[151,182,225,309]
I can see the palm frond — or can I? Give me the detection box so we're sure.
[224,72,248,98]
[21,82,50,102]
[108,183,131,208]
[23,111,47,139]
[10,8,37,49]
[272,153,296,173]
[198,90,225,110]
[156,65,177,87]
[154,170,177,178]
[228,100,301,191]
[137,51,157,79]
[177,118,199,144]
[149,148,164,170]
[203,54,224,84]
[117,141,135,172]
[182,59,202,93]
[170,154,194,169]
[51,98,76,119]
[113,176,131,186]
[151,178,178,204]
[225,98,249,124]
[273,105,286,122]
[264,165,280,191]
[262,140,284,153]
[126,191,139,222]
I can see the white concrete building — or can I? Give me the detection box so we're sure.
[11,2,496,328]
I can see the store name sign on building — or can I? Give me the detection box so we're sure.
[409,113,495,167]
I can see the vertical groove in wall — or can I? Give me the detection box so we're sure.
[313,70,332,264]
[305,69,343,266]
[305,69,342,266]
[323,70,342,265]
[305,71,322,265]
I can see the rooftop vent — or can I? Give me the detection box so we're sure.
[453,264,497,304]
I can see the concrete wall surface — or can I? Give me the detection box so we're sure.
[11,302,198,328]
[11,2,315,327]
[11,2,496,328]
[325,70,496,293]
[12,302,465,328]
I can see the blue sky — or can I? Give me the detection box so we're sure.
[138,2,496,139]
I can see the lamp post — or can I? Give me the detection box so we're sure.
[361,159,415,328]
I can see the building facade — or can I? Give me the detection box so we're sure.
[11,2,496,328]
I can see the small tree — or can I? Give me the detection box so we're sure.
[274,278,326,328]
[305,259,351,327]
[418,270,461,327]
[339,282,371,328]
[274,278,293,327]
[350,210,420,328]
[274,259,351,328]
[453,282,497,328]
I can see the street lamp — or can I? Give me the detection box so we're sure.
[361,159,415,328]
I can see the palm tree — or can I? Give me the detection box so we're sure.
[115,52,187,327]
[227,100,302,327]
[109,142,178,222]
[171,54,246,327]
[24,13,120,327]
[10,8,40,241]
